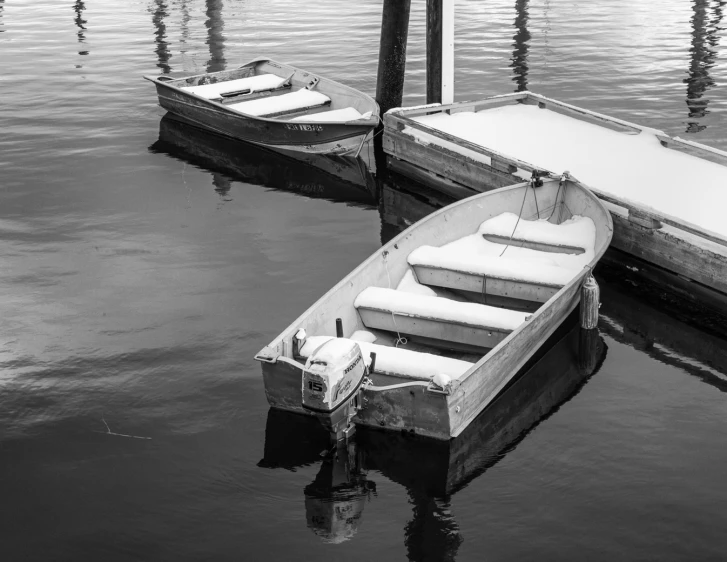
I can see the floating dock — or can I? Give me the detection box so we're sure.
[383,92,727,313]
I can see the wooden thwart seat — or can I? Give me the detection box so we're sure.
[228,89,331,118]
[407,212,595,303]
[480,234,585,255]
[478,212,592,255]
[182,74,289,100]
[408,248,575,303]
[298,335,473,381]
[354,287,529,351]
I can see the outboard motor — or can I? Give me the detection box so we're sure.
[302,338,367,442]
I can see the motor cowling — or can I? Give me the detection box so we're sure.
[302,338,366,441]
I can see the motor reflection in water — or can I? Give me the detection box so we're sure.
[259,314,607,554]
[258,410,376,544]
[304,440,375,543]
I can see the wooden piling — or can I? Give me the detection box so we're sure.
[426,0,442,104]
[426,0,454,105]
[376,0,412,115]
[580,274,600,329]
[442,0,454,104]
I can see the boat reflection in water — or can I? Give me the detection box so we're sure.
[149,114,378,206]
[599,279,727,394]
[258,316,606,552]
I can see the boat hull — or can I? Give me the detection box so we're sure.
[256,179,613,440]
[153,85,372,154]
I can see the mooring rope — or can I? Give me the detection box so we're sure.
[498,177,532,258]
[382,250,408,347]
[549,171,570,222]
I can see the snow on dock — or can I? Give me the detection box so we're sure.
[412,104,727,237]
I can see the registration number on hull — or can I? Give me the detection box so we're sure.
[285,124,323,132]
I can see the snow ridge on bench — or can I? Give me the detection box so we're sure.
[182,74,287,99]
[409,213,595,287]
[355,287,529,331]
[479,212,595,251]
[229,89,330,117]
[299,335,473,381]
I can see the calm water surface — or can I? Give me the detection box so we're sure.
[2,1,727,560]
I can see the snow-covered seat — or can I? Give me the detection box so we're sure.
[478,212,591,254]
[181,74,289,100]
[354,287,529,351]
[409,213,595,303]
[298,335,473,381]
[228,88,331,118]
[408,247,574,303]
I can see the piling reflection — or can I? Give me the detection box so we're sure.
[205,0,226,73]
[684,0,725,133]
[152,0,172,74]
[180,0,191,49]
[149,115,377,205]
[378,172,456,244]
[73,0,88,55]
[511,0,531,92]
[259,317,606,555]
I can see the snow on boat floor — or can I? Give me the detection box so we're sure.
[294,210,597,384]
[411,104,727,238]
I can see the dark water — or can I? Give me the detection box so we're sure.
[2,1,727,560]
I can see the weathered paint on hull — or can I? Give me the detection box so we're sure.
[262,358,451,440]
[154,85,372,155]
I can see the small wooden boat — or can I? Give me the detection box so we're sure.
[144,58,379,156]
[255,176,613,440]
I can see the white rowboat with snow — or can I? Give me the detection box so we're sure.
[144,58,379,156]
[255,176,613,440]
